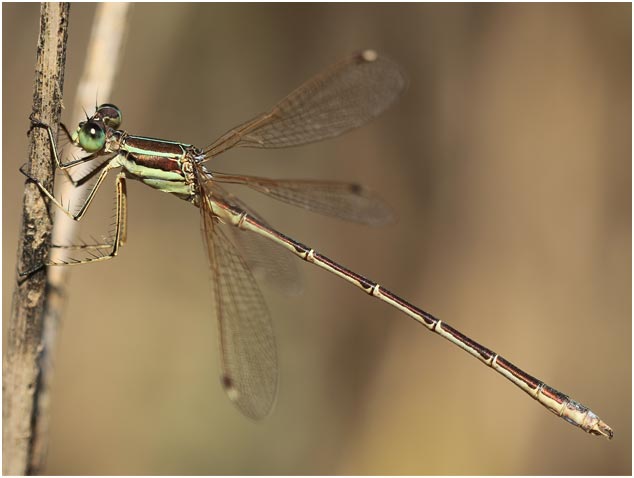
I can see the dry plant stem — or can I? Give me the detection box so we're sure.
[50,3,131,253]
[30,5,132,473]
[4,3,70,475]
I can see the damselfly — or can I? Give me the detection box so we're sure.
[23,50,612,438]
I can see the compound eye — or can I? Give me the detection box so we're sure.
[97,103,122,128]
[78,120,106,152]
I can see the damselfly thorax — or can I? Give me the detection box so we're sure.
[22,50,612,438]
[78,106,204,201]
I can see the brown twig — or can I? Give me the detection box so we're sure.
[29,5,132,473]
[3,3,70,475]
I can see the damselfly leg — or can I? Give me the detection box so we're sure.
[21,119,128,275]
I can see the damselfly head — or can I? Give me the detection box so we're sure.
[70,104,121,152]
[96,103,122,129]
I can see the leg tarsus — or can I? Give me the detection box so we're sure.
[27,113,50,135]
[17,262,46,281]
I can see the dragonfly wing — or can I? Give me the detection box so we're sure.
[214,173,395,226]
[207,182,302,294]
[228,224,303,295]
[204,50,406,157]
[200,189,278,419]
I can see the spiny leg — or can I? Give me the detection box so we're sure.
[52,172,128,264]
[51,174,127,252]
[20,159,117,221]
[118,172,127,244]
[19,173,128,277]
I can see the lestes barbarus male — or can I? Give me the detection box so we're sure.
[23,50,612,438]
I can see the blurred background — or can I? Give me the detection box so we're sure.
[3,3,631,475]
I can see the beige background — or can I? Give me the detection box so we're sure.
[3,3,631,475]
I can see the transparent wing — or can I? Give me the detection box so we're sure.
[214,173,394,226]
[212,183,301,294]
[204,50,406,157]
[200,186,278,419]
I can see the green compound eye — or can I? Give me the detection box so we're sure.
[78,121,106,152]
